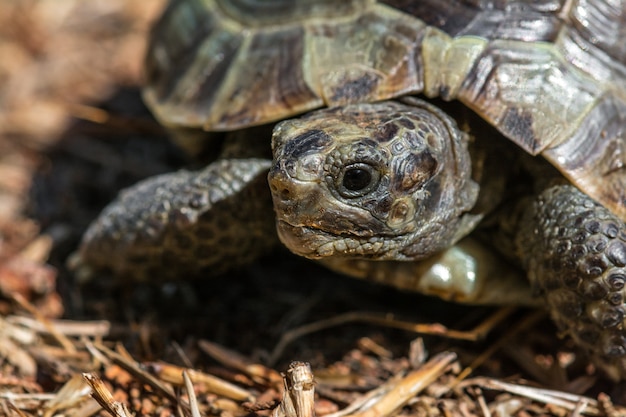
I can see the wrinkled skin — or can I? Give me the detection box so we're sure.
[79,98,626,380]
[267,99,626,380]
[78,0,626,382]
[269,99,480,261]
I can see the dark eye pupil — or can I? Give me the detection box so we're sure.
[343,168,372,191]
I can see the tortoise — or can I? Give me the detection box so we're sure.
[78,0,626,378]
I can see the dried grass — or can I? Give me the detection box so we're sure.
[0,1,624,416]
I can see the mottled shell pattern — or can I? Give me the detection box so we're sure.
[143,0,626,220]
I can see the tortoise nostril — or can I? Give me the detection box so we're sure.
[269,178,292,202]
[268,169,294,202]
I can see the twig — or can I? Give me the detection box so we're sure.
[149,361,253,401]
[271,362,315,417]
[199,339,282,385]
[450,310,545,385]
[93,342,183,407]
[459,377,603,415]
[270,308,515,365]
[11,293,76,354]
[326,351,457,417]
[83,373,133,417]
[183,371,201,417]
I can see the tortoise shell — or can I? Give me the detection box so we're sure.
[143,0,626,220]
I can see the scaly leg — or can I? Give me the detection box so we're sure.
[78,158,276,281]
[517,184,626,379]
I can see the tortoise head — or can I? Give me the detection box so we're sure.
[268,99,480,261]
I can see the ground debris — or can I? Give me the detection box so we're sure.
[1,1,626,417]
[2,304,626,416]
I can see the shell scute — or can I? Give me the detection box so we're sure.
[307,6,426,106]
[457,40,602,154]
[144,0,626,219]
[543,93,626,220]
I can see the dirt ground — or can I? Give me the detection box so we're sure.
[1,1,626,416]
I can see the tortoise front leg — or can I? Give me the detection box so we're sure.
[516,184,626,379]
[78,158,277,281]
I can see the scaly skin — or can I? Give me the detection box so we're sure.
[269,99,626,378]
[517,184,626,380]
[79,158,276,281]
[269,99,481,261]
[79,98,626,377]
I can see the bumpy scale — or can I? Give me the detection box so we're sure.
[80,159,276,280]
[519,185,626,380]
[79,0,626,378]
[267,100,626,379]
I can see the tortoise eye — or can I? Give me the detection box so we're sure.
[343,167,371,191]
[338,163,380,198]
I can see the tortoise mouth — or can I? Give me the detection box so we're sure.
[276,219,388,259]
[276,219,329,258]
[276,217,378,239]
